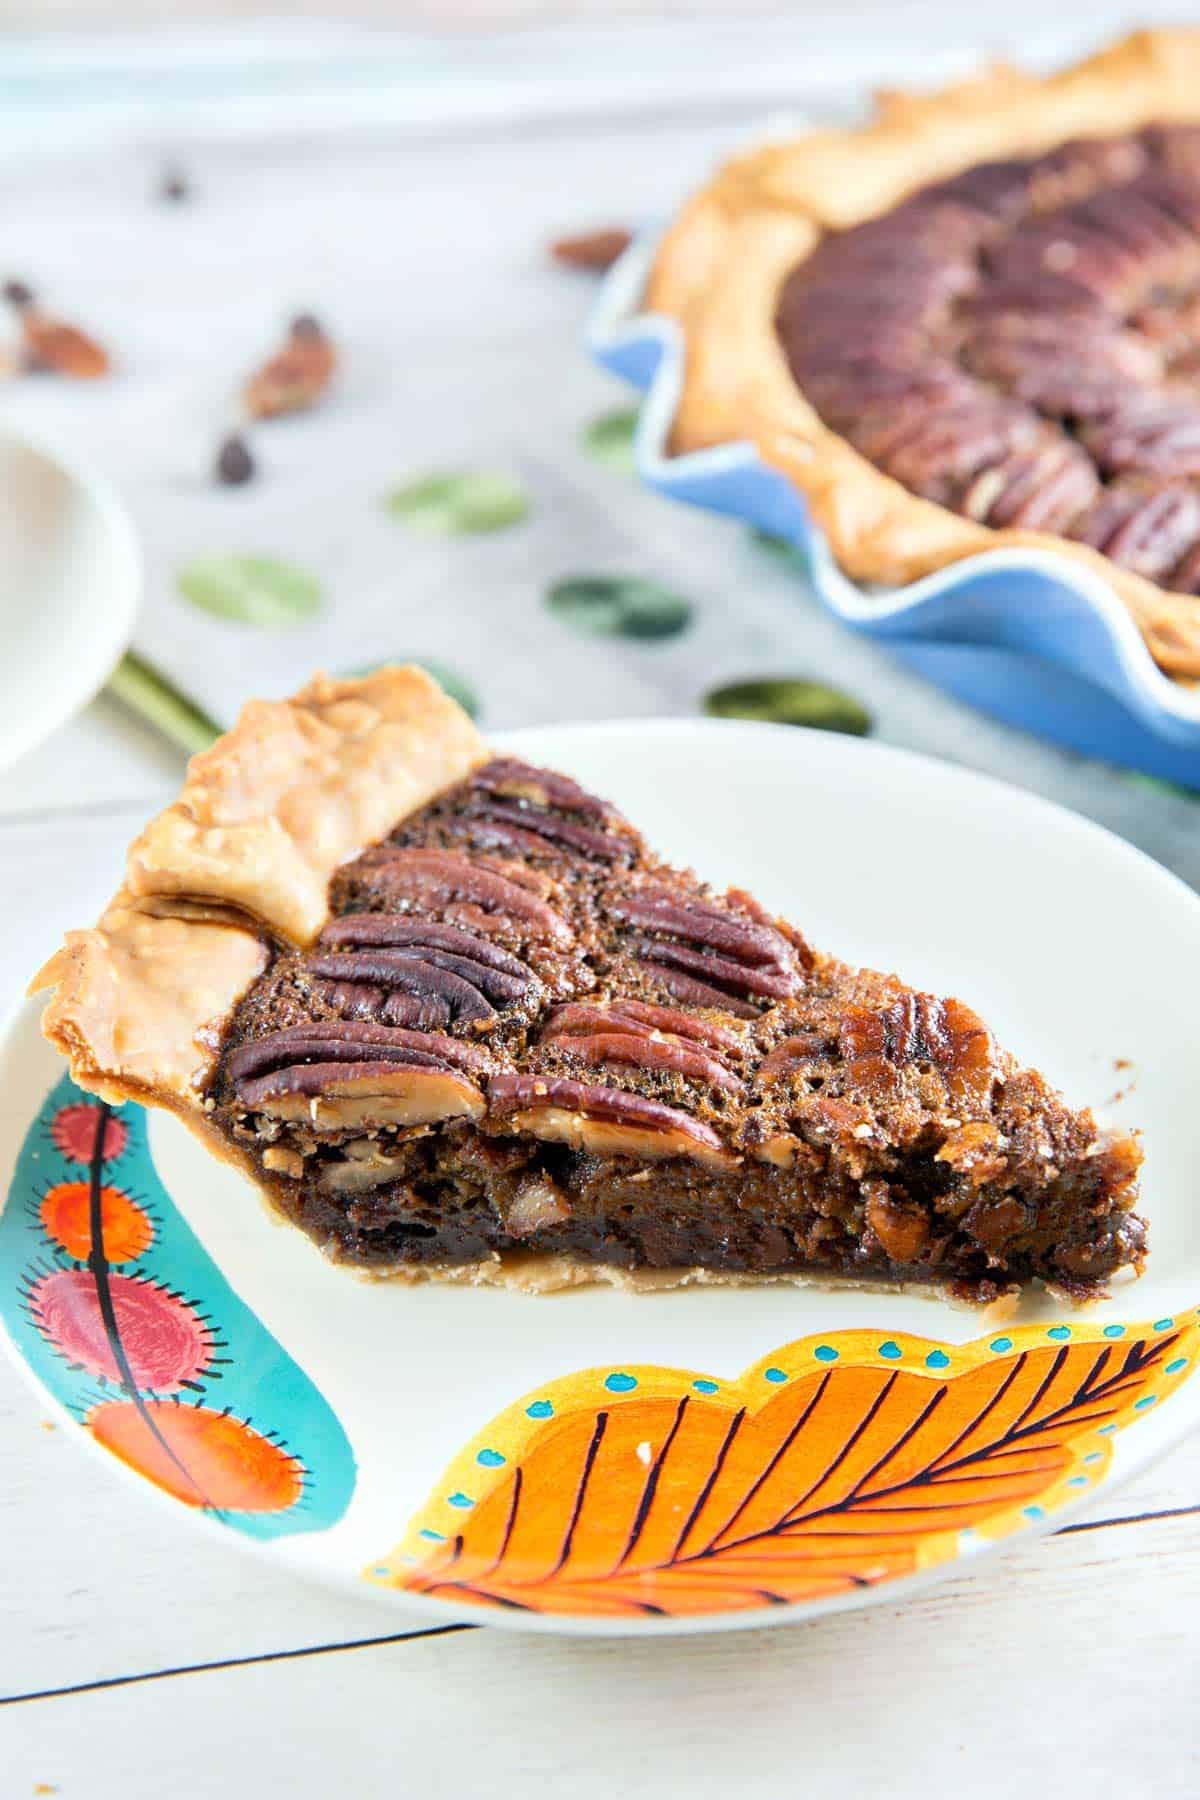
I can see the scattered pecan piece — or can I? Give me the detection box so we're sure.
[550,228,632,272]
[242,313,336,419]
[18,302,111,379]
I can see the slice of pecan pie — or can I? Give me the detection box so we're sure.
[34,667,1145,1303]
[647,28,1200,678]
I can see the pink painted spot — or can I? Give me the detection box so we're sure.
[50,1103,128,1166]
[28,1269,212,1390]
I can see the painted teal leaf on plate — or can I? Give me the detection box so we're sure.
[0,1074,355,1540]
[177,554,323,627]
[705,677,872,736]
[547,576,692,640]
[384,469,529,534]
[582,407,639,473]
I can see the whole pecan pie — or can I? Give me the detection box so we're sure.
[647,29,1200,679]
[34,667,1144,1302]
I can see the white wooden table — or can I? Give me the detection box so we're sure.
[2,17,1199,1795]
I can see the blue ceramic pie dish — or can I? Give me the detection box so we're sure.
[589,235,1200,789]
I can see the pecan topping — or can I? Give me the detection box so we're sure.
[841,993,997,1101]
[627,936,797,1002]
[318,979,387,1021]
[469,801,628,863]
[227,1019,488,1088]
[637,961,759,1019]
[488,1074,734,1167]
[961,439,1100,534]
[1084,397,1200,479]
[757,1032,830,1085]
[243,315,336,419]
[241,1060,486,1128]
[541,999,746,1057]
[541,1026,739,1093]
[355,848,572,946]
[320,914,537,989]
[612,887,802,1007]
[773,120,1200,599]
[471,758,613,823]
[1073,483,1200,580]
[306,950,497,1028]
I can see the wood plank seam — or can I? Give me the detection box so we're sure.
[4,1497,1196,1707]
[0,1622,477,1708]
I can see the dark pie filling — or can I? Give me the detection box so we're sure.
[208,758,1145,1301]
[775,123,1200,592]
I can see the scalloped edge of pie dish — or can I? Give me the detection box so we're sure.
[588,232,1200,788]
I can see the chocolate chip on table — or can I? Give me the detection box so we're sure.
[3,280,33,309]
[550,228,632,272]
[215,433,255,486]
[159,167,190,203]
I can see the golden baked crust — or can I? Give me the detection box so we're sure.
[32,666,488,1118]
[647,28,1200,678]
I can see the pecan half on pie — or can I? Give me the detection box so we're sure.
[34,668,1144,1302]
[647,28,1200,679]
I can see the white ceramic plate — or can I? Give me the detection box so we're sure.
[2,721,1197,1637]
[0,426,139,768]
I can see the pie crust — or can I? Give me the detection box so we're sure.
[33,667,486,1117]
[646,27,1200,678]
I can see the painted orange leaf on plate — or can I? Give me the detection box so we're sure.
[371,1319,1197,1619]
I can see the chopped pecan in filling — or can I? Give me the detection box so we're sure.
[776,124,1200,594]
[209,757,1145,1301]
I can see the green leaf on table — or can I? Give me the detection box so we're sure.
[106,651,221,756]
[582,407,639,473]
[547,575,692,640]
[704,676,872,736]
[384,469,529,534]
[177,554,323,627]
[749,528,811,576]
[1121,771,1200,801]
[347,658,480,719]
